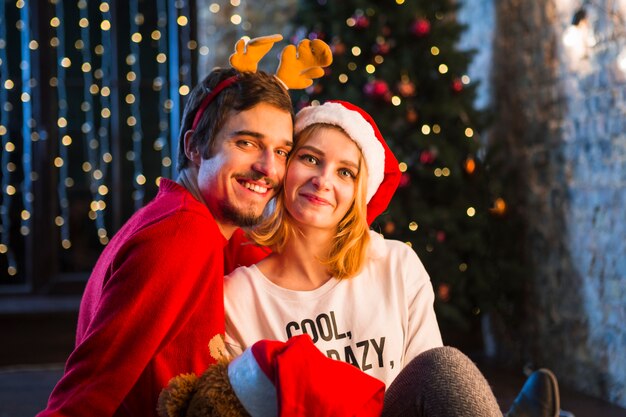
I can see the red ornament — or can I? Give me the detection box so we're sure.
[305,83,324,96]
[332,41,346,56]
[296,99,311,112]
[436,231,446,242]
[363,79,391,100]
[372,41,391,55]
[397,79,416,97]
[489,198,507,216]
[406,108,418,123]
[451,78,463,93]
[411,18,431,37]
[437,283,451,302]
[419,150,436,164]
[354,15,370,29]
[399,172,411,188]
[464,157,476,174]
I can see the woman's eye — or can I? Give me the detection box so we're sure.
[299,154,318,164]
[339,168,356,179]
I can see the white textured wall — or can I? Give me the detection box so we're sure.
[457,0,495,109]
[490,0,626,407]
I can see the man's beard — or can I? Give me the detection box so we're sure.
[219,200,264,228]
[222,172,278,228]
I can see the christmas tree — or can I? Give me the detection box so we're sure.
[293,0,523,342]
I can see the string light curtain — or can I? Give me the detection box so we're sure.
[53,0,71,250]
[128,0,146,210]
[0,0,18,277]
[155,0,172,180]
[0,0,197,291]
[18,1,34,249]
[79,0,110,246]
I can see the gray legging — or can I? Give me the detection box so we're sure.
[382,346,503,417]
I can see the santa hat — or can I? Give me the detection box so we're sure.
[295,100,401,224]
[228,334,384,417]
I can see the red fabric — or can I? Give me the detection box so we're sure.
[38,179,227,417]
[328,100,401,225]
[224,228,271,274]
[252,335,385,417]
[191,76,239,130]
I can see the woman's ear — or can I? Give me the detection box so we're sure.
[183,130,201,166]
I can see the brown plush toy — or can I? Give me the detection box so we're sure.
[157,335,385,417]
[157,362,249,417]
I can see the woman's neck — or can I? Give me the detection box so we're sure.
[258,228,335,291]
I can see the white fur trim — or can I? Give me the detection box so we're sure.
[228,348,278,417]
[295,102,385,203]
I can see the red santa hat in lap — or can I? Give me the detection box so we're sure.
[295,100,401,224]
[228,335,384,417]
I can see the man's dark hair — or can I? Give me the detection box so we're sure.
[177,68,294,171]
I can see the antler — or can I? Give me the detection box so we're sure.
[229,34,284,73]
[276,38,333,89]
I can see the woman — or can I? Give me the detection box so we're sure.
[224,101,559,417]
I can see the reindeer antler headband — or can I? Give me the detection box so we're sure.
[191,34,333,130]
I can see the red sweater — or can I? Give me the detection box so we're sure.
[38,179,229,417]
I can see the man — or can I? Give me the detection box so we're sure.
[38,68,294,417]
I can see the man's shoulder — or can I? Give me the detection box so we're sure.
[133,186,216,232]
[108,194,222,256]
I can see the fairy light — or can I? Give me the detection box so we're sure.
[2,0,195,277]
[97,0,113,191]
[19,0,33,242]
[0,3,18,275]
[129,0,145,208]
[79,1,109,244]
[54,0,71,249]
[168,0,181,175]
[154,0,172,179]
[178,0,193,119]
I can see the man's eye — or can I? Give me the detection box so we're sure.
[277,149,290,157]
[237,140,255,148]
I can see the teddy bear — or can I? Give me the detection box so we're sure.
[157,335,385,417]
[157,360,248,417]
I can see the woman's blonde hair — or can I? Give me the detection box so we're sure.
[250,123,371,279]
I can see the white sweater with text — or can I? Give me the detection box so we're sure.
[224,231,443,386]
